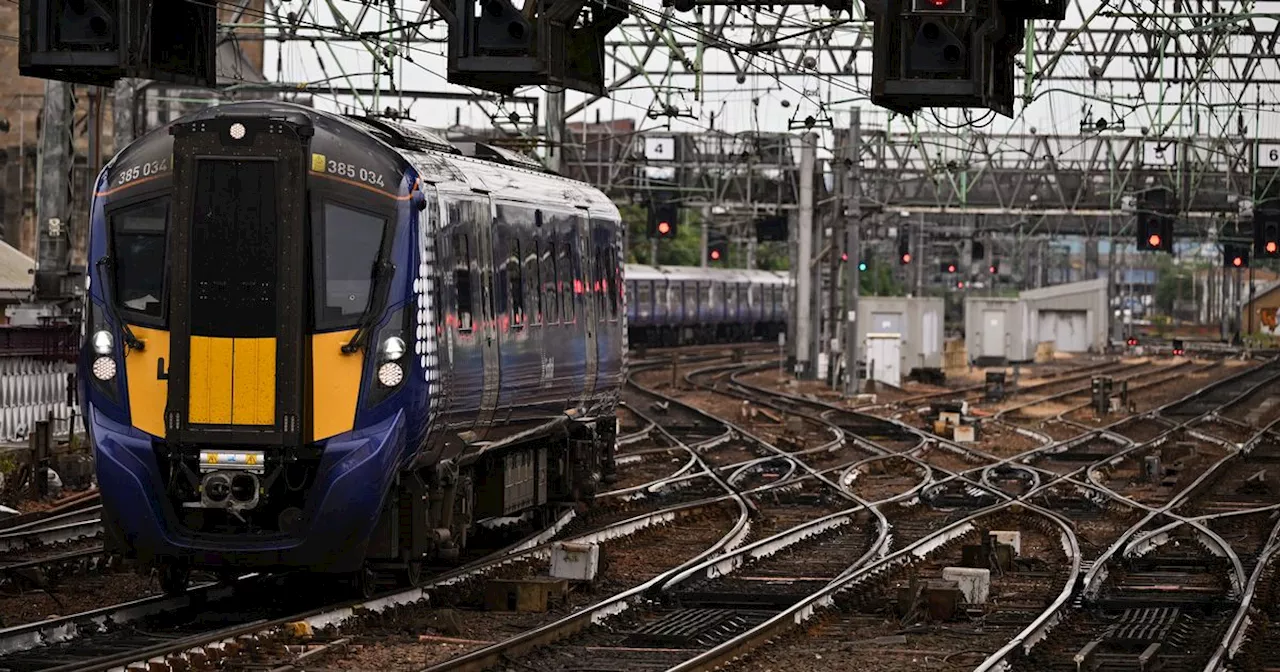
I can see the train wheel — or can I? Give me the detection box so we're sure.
[399,559,424,588]
[348,564,378,599]
[158,562,191,595]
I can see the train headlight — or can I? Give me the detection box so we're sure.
[92,330,113,355]
[381,336,406,361]
[377,362,404,387]
[92,356,117,381]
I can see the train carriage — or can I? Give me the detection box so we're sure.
[624,264,790,347]
[81,102,624,595]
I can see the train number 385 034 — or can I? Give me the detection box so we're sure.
[115,158,170,186]
[326,160,386,188]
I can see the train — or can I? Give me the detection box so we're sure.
[624,264,791,347]
[79,102,625,596]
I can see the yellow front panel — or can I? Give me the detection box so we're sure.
[231,338,276,425]
[124,326,170,437]
[311,329,363,441]
[189,336,234,424]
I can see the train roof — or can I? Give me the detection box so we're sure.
[624,264,791,285]
[101,101,617,217]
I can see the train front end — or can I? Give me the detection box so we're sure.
[80,104,424,589]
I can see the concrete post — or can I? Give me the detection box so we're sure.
[35,80,73,302]
[844,109,862,396]
[796,132,816,378]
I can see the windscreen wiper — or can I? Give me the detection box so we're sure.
[95,257,145,351]
[342,260,396,354]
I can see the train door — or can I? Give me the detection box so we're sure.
[163,116,309,448]
[576,211,598,412]
[475,197,500,431]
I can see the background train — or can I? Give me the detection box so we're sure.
[80,102,624,595]
[625,264,791,346]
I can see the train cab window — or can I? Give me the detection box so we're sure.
[508,239,525,328]
[110,198,169,320]
[313,202,387,330]
[454,233,473,332]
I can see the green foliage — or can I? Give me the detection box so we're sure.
[858,262,904,296]
[1152,254,1194,316]
[622,202,791,270]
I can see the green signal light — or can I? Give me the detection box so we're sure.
[857,261,867,271]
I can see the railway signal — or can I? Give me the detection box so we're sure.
[941,262,957,274]
[1136,212,1174,253]
[1223,243,1250,268]
[867,0,1065,117]
[754,214,788,242]
[648,202,679,240]
[18,0,218,86]
[898,232,911,264]
[988,261,998,275]
[858,260,868,272]
[1255,208,1280,257]
[707,231,728,263]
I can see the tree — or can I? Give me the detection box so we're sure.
[1152,254,1193,317]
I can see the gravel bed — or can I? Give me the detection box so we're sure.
[0,570,158,627]
[324,506,738,671]
[734,515,1067,672]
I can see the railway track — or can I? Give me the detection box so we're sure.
[22,349,1280,672]
[680,355,1280,671]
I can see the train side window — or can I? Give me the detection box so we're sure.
[109,197,170,321]
[531,238,543,325]
[595,246,606,318]
[607,245,619,320]
[636,281,651,307]
[509,238,525,328]
[726,282,737,311]
[546,239,560,323]
[560,235,575,322]
[454,233,473,332]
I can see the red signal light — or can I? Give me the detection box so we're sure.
[657,221,671,235]
[1233,256,1244,267]
[988,265,996,274]
[1148,233,1162,248]
[902,253,912,264]
[929,0,950,6]
[956,281,965,289]
[947,264,956,273]
[1268,241,1278,254]
[710,249,721,261]
[841,252,849,262]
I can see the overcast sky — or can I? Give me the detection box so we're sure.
[261,0,1280,163]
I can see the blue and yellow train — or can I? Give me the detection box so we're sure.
[79,102,625,594]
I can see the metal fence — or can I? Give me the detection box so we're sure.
[0,358,79,443]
